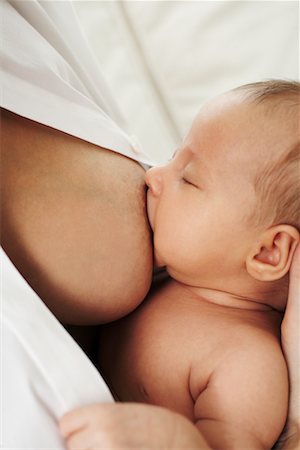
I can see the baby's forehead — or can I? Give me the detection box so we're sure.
[186,93,295,170]
[188,94,257,146]
[193,91,296,144]
[197,88,298,119]
[192,92,256,131]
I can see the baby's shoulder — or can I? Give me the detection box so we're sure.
[215,319,287,394]
[190,313,285,399]
[226,313,284,361]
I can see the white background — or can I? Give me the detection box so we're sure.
[74,0,299,163]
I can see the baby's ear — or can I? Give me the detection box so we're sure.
[246,225,299,281]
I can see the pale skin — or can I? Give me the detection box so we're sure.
[60,93,299,449]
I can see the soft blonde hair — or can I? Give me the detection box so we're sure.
[234,80,300,231]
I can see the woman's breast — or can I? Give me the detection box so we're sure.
[1,109,153,324]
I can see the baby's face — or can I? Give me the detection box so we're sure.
[145,92,290,285]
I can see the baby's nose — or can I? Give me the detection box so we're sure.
[145,167,163,196]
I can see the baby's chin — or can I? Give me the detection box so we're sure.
[153,247,165,268]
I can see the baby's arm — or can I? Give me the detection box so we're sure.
[59,342,287,449]
[194,337,289,450]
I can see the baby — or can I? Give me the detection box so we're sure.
[61,80,300,450]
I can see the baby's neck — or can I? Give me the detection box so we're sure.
[174,280,280,312]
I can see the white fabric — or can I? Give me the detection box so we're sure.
[0,0,156,167]
[1,248,114,448]
[74,1,299,163]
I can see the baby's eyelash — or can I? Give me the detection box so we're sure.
[182,178,199,189]
[182,178,193,186]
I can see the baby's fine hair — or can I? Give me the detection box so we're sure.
[235,80,300,232]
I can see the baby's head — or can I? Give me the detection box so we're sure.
[146,80,299,309]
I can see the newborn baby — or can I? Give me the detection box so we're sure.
[63,80,300,450]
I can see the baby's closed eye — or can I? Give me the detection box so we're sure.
[182,177,196,186]
[182,177,201,189]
